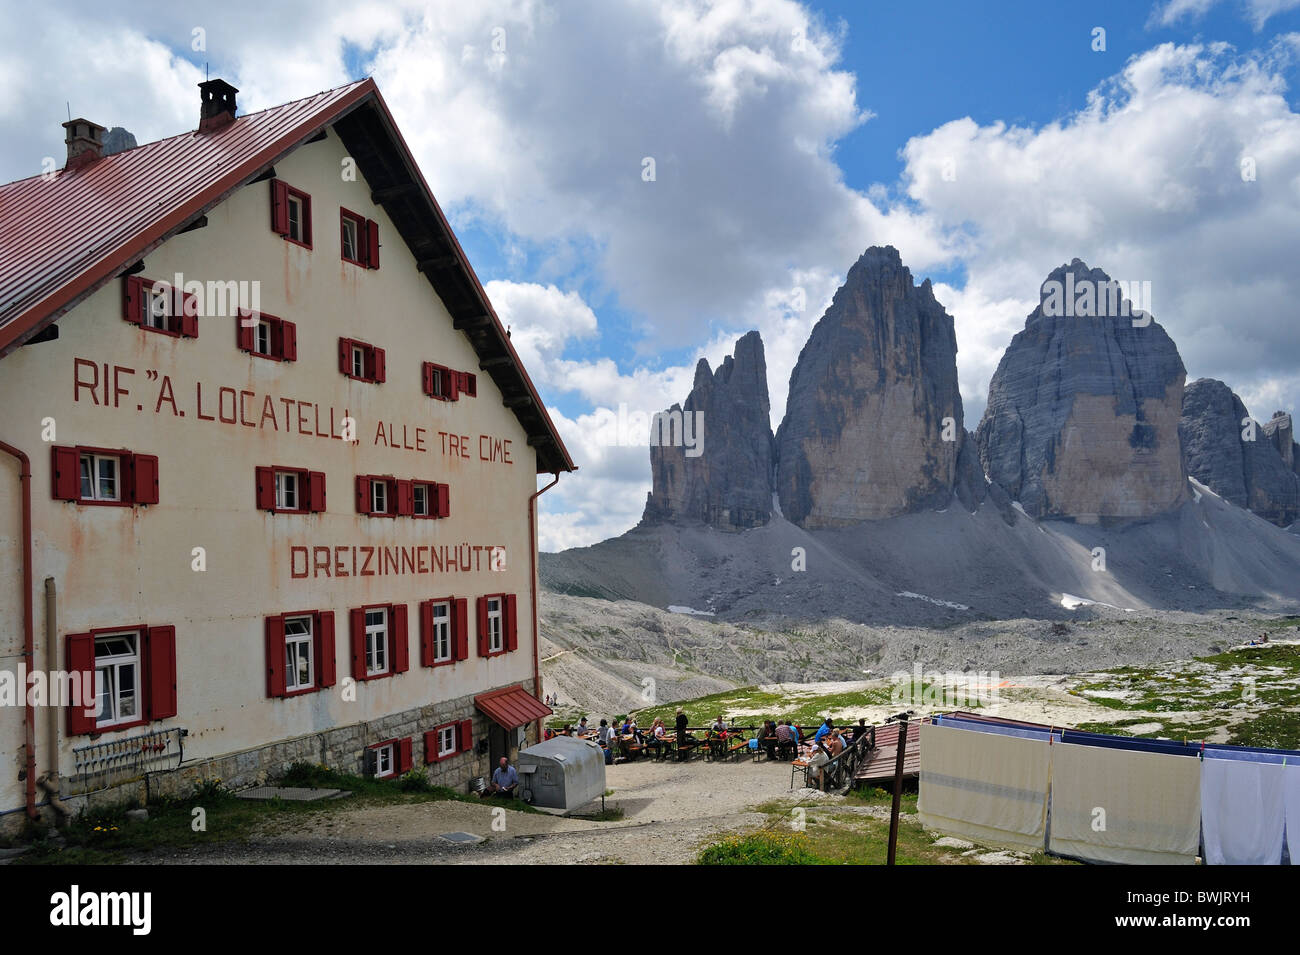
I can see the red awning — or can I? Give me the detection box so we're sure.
[475,685,552,729]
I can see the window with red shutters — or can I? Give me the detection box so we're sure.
[356,474,399,516]
[52,446,158,507]
[425,720,472,763]
[350,604,404,681]
[340,208,366,265]
[236,310,296,362]
[460,371,477,397]
[476,594,516,657]
[122,276,198,338]
[368,739,401,778]
[420,598,460,668]
[422,362,463,401]
[266,610,336,698]
[66,624,177,735]
[256,466,325,514]
[271,179,312,247]
[340,338,384,383]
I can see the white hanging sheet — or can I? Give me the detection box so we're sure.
[1201,750,1286,866]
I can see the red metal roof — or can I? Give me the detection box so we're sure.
[854,719,924,783]
[0,81,372,351]
[475,684,553,729]
[0,78,574,473]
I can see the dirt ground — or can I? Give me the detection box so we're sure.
[132,757,826,865]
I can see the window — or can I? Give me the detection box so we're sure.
[284,615,314,692]
[412,483,429,516]
[486,598,503,654]
[370,480,387,515]
[271,179,312,247]
[350,604,409,681]
[431,602,451,662]
[357,477,447,518]
[365,609,388,675]
[437,725,456,758]
[276,471,298,511]
[93,631,139,728]
[424,720,473,763]
[53,446,158,507]
[255,467,325,513]
[122,276,198,338]
[339,338,385,383]
[422,363,476,401]
[80,452,119,502]
[65,625,177,735]
[476,594,518,658]
[265,611,335,698]
[369,738,412,778]
[340,208,380,269]
[236,310,297,362]
[420,597,467,667]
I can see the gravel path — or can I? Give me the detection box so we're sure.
[131,758,819,865]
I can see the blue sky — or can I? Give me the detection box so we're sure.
[3,0,1299,549]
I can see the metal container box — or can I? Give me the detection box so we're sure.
[516,736,606,812]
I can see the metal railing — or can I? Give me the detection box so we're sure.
[70,727,185,794]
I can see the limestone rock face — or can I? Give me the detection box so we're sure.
[102,127,137,156]
[642,331,775,530]
[976,259,1187,522]
[1181,380,1300,526]
[774,246,964,528]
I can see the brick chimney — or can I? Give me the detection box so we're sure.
[62,118,106,171]
[198,79,239,132]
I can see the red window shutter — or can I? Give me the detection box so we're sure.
[145,625,178,720]
[350,608,366,681]
[435,482,450,518]
[122,276,143,325]
[421,362,433,396]
[464,372,477,397]
[397,737,412,774]
[51,446,80,501]
[132,454,159,506]
[174,289,198,337]
[366,219,380,269]
[418,600,434,667]
[476,596,489,656]
[392,604,409,673]
[338,338,351,375]
[307,471,326,512]
[280,320,297,361]
[236,312,254,352]
[371,347,386,383]
[270,179,290,235]
[395,479,413,516]
[458,719,473,753]
[505,593,519,652]
[424,730,439,764]
[445,369,460,401]
[65,632,96,735]
[255,466,276,511]
[453,598,469,660]
[355,476,371,515]
[265,615,287,698]
[316,611,336,688]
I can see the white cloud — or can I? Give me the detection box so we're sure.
[899,41,1300,432]
[1149,0,1300,30]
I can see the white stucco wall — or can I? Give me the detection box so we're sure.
[0,127,543,816]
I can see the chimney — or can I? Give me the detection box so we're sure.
[198,79,239,132]
[62,118,106,171]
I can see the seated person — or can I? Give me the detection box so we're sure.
[485,757,519,798]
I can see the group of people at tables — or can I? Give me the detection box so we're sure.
[542,711,871,765]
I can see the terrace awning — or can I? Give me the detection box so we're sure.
[475,685,552,729]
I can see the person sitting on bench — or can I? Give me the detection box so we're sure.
[485,757,518,798]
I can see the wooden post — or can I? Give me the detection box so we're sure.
[887,713,910,866]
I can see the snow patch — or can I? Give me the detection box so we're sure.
[667,605,715,616]
[896,591,969,611]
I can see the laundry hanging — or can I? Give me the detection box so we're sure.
[918,722,1053,849]
[1285,761,1300,865]
[1049,741,1201,865]
[1201,749,1287,865]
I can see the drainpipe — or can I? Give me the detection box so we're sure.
[0,438,36,821]
[528,472,561,746]
[37,577,67,818]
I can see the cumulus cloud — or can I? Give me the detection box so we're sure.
[899,40,1300,435]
